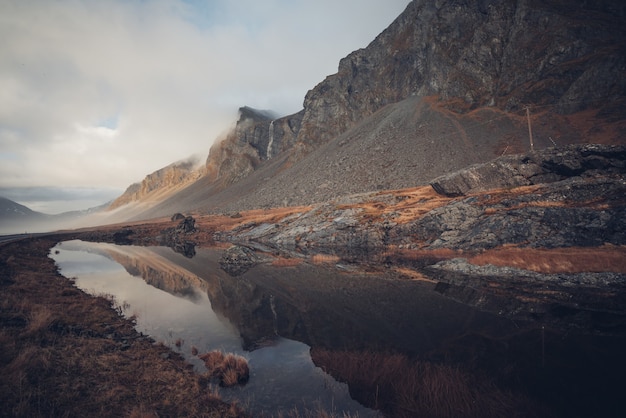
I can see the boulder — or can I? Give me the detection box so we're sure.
[171,213,185,221]
[176,216,196,233]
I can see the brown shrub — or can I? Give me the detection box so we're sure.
[199,350,225,375]
[199,351,249,387]
[310,254,341,264]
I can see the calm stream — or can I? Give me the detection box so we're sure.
[50,240,626,417]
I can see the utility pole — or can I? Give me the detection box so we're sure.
[525,106,534,152]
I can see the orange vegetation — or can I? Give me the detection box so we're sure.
[271,256,304,267]
[392,267,437,282]
[310,253,341,264]
[339,186,452,225]
[469,245,626,274]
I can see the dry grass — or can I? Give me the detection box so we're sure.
[271,256,304,267]
[196,206,312,233]
[311,254,341,264]
[311,348,543,418]
[337,186,452,225]
[0,236,249,417]
[469,245,626,274]
[198,350,250,387]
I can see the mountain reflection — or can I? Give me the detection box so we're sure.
[51,241,626,418]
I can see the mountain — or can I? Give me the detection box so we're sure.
[0,197,114,235]
[0,197,48,234]
[104,157,203,218]
[109,0,626,220]
[0,197,46,221]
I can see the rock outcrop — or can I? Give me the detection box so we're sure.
[294,0,626,152]
[109,157,203,210]
[430,143,626,197]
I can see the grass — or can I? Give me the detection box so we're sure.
[468,244,626,274]
[198,350,250,387]
[311,348,546,418]
[271,256,304,267]
[0,236,248,417]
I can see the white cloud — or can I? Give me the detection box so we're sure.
[0,0,410,211]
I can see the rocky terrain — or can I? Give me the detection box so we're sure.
[213,144,626,323]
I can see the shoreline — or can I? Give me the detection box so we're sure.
[0,235,248,417]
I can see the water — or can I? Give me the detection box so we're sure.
[50,240,626,417]
[51,240,376,416]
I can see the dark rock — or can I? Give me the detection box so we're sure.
[170,241,196,258]
[430,144,626,197]
[171,213,185,221]
[424,258,626,318]
[219,245,260,276]
[113,229,133,245]
[176,216,196,233]
[412,176,626,250]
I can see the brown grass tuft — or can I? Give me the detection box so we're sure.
[199,351,250,387]
[26,305,55,335]
[311,254,341,264]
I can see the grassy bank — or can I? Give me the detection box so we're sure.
[0,236,247,417]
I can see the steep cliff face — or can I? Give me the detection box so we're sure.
[295,0,626,150]
[204,107,302,186]
[109,158,203,210]
[204,0,625,184]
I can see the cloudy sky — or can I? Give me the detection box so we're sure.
[0,0,410,214]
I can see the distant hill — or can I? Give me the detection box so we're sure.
[106,0,626,221]
[0,197,113,235]
[0,197,46,220]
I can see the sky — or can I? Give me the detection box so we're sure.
[0,0,410,214]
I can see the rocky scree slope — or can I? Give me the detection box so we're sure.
[224,144,625,252]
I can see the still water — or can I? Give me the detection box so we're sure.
[50,240,626,417]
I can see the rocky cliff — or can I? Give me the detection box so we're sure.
[108,157,203,210]
[114,0,626,220]
[218,0,626,161]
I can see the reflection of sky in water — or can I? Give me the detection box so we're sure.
[50,240,377,417]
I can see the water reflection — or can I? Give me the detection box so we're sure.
[50,240,626,418]
[51,240,377,417]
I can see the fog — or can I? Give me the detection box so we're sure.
[0,0,410,215]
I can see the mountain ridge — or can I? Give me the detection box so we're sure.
[107,0,626,221]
